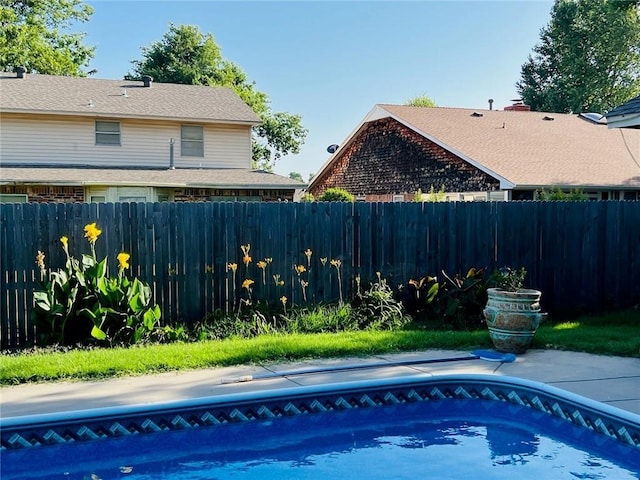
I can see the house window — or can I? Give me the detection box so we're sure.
[95,121,121,145]
[119,196,147,203]
[181,125,204,157]
[89,195,106,203]
[0,194,28,203]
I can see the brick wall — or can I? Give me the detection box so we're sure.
[1,185,85,203]
[309,117,500,199]
[1,185,294,203]
[173,188,294,202]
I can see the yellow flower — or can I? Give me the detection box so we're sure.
[227,262,237,272]
[83,222,102,244]
[117,252,130,270]
[240,244,251,256]
[280,296,287,305]
[295,264,306,275]
[60,236,68,251]
[242,279,254,289]
[320,257,328,266]
[243,255,252,266]
[257,261,267,269]
[409,278,426,289]
[330,259,341,268]
[35,250,46,270]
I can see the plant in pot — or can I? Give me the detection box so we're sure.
[483,267,546,354]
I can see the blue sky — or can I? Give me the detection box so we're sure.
[83,0,554,180]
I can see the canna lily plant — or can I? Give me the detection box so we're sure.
[33,222,161,346]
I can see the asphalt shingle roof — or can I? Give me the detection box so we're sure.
[606,95,640,118]
[376,105,640,188]
[0,167,305,189]
[0,72,261,125]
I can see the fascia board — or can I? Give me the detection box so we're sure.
[606,113,640,129]
[0,108,261,126]
[308,105,383,190]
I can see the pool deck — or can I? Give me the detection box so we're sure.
[1,349,639,419]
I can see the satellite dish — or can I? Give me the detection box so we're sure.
[327,144,339,154]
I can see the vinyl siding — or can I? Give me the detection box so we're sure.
[0,114,252,169]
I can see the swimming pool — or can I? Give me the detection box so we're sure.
[2,374,639,478]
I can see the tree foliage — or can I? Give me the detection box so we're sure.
[404,94,437,107]
[288,172,303,182]
[127,24,307,171]
[516,0,640,113]
[0,0,95,75]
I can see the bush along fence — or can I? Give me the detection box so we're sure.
[1,201,639,349]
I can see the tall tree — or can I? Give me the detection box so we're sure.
[127,24,307,171]
[404,94,437,107]
[0,0,95,75]
[288,172,303,182]
[516,0,640,113]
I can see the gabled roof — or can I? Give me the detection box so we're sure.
[0,72,261,125]
[312,104,640,190]
[605,95,640,129]
[0,166,305,189]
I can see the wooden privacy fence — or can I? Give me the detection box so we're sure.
[2,201,639,349]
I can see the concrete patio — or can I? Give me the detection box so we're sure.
[2,349,638,419]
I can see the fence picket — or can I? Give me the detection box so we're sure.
[2,201,639,348]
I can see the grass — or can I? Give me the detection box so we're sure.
[1,310,637,386]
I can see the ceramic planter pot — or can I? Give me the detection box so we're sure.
[483,288,546,354]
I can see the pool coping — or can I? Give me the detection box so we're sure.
[2,373,639,451]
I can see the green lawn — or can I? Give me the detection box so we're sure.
[1,310,637,385]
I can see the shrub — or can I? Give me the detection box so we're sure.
[488,266,527,292]
[300,192,315,202]
[415,185,446,202]
[535,187,587,201]
[319,187,354,202]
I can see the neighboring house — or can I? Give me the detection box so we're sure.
[606,95,640,129]
[0,70,304,203]
[308,104,640,201]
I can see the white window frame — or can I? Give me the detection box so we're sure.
[0,193,28,203]
[181,125,204,157]
[95,121,121,146]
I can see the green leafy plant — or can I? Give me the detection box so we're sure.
[351,273,410,330]
[488,266,527,292]
[415,185,446,202]
[535,187,587,201]
[300,192,315,202]
[401,275,440,320]
[435,268,488,330]
[33,223,164,346]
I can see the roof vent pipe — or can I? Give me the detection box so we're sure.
[488,98,494,110]
[169,138,175,169]
[142,75,153,87]
[15,66,25,78]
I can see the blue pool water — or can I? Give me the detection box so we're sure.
[2,376,639,479]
